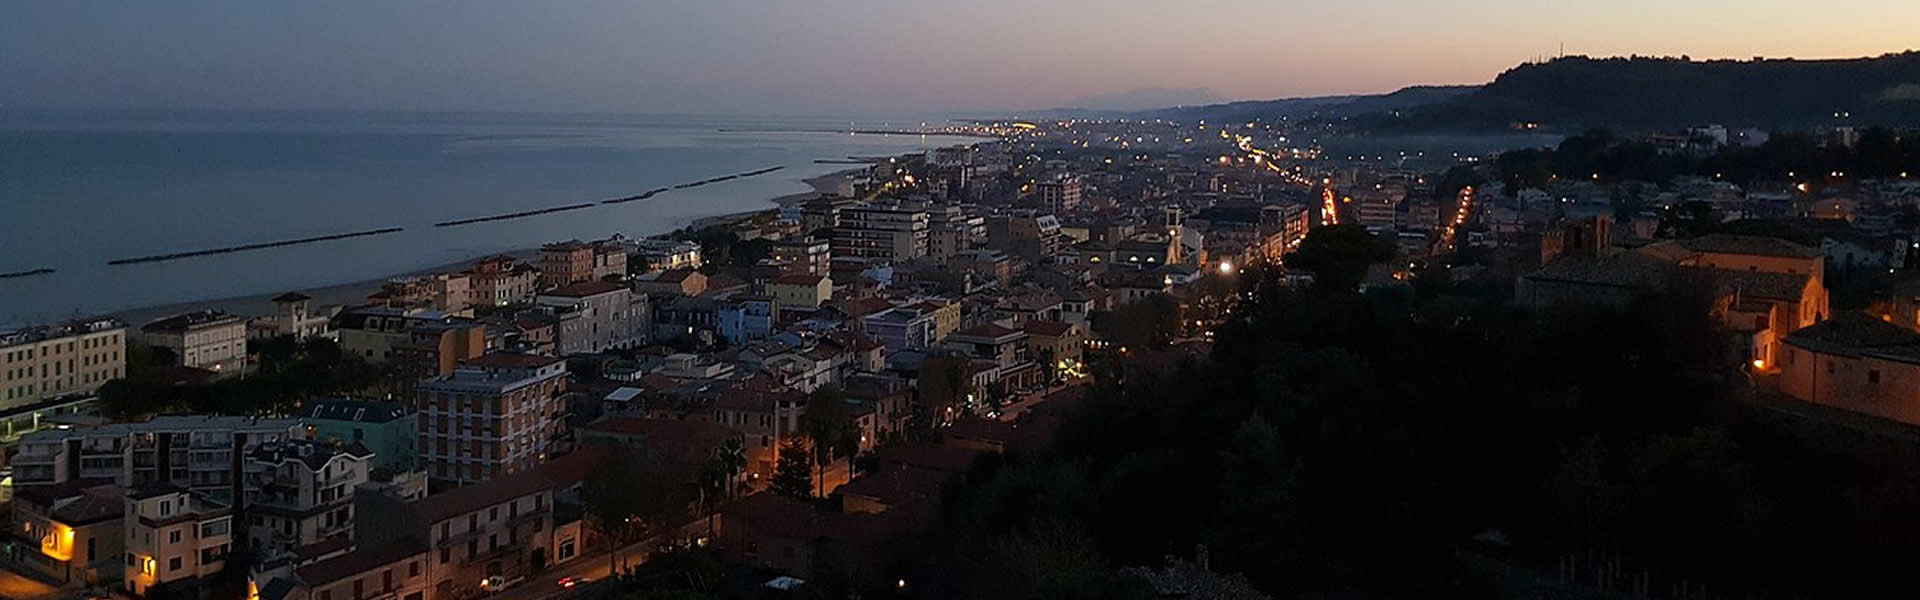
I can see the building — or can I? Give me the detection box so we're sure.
[250,293,336,341]
[770,237,832,275]
[1035,174,1082,212]
[633,269,707,298]
[353,451,599,600]
[537,240,625,288]
[577,417,741,468]
[124,484,234,597]
[833,201,929,261]
[333,306,487,380]
[369,274,472,313]
[767,274,833,310]
[0,316,125,410]
[252,537,431,600]
[1022,320,1085,379]
[942,324,1043,390]
[9,481,125,586]
[864,307,939,351]
[926,203,985,260]
[985,212,1066,262]
[629,239,704,272]
[140,311,248,374]
[304,399,416,473]
[1777,314,1920,425]
[534,281,648,355]
[243,439,374,559]
[466,256,540,308]
[415,354,568,486]
[11,416,306,503]
[717,296,780,345]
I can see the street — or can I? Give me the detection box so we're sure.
[487,516,716,600]
[0,567,65,600]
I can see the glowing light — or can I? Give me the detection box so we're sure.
[1751,359,1766,370]
[1218,261,1235,275]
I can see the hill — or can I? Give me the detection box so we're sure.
[1383,52,1920,131]
[1124,85,1477,122]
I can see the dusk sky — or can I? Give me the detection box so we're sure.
[4,0,1916,116]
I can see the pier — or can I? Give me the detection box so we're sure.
[0,268,55,280]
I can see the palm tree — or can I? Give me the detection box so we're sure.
[712,438,747,500]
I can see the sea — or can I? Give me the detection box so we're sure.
[0,110,974,327]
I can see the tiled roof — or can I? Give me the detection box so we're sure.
[1022,320,1076,337]
[1719,270,1812,302]
[463,353,563,370]
[1784,313,1920,363]
[414,447,606,524]
[543,281,627,297]
[1683,234,1823,259]
[294,537,428,587]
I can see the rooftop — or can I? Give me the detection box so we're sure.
[294,537,429,587]
[1783,313,1920,364]
[542,280,628,298]
[1682,234,1823,259]
[304,399,408,424]
[414,446,605,524]
[142,310,243,333]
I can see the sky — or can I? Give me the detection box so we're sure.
[3,0,1917,116]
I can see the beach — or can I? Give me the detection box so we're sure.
[109,168,860,328]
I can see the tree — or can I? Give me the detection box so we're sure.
[583,450,699,573]
[709,438,747,501]
[1284,224,1396,293]
[771,438,815,499]
[916,355,972,434]
[804,385,857,497]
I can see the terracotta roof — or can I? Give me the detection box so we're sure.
[294,537,428,587]
[1683,234,1823,259]
[835,466,952,510]
[1719,270,1812,302]
[414,447,606,524]
[1784,313,1920,363]
[463,353,563,370]
[581,417,739,448]
[952,323,1019,339]
[1022,320,1076,337]
[543,280,627,297]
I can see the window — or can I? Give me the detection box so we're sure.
[169,530,182,544]
[1869,370,1882,384]
[439,548,450,564]
[410,560,421,577]
[169,556,182,572]
[321,591,331,600]
[354,579,363,599]
[489,507,498,521]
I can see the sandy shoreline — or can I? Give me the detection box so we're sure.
[111,167,862,327]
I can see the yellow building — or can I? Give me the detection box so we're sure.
[769,273,834,310]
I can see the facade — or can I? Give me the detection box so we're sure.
[771,237,832,275]
[370,274,473,313]
[334,306,488,380]
[12,416,306,503]
[304,399,417,472]
[124,484,234,597]
[633,269,707,298]
[926,204,985,260]
[140,311,248,374]
[864,307,939,351]
[415,354,568,486]
[9,482,125,586]
[0,316,125,410]
[250,293,336,341]
[767,274,833,310]
[630,239,704,272]
[466,256,540,308]
[717,296,780,345]
[1022,320,1086,378]
[255,538,431,600]
[244,440,374,559]
[833,201,929,261]
[1777,315,1920,425]
[986,212,1066,262]
[535,241,594,289]
[1035,175,1083,212]
[534,281,647,355]
[353,451,597,600]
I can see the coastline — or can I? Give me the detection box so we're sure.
[110,167,862,328]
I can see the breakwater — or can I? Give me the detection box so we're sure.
[0,268,56,280]
[107,228,406,265]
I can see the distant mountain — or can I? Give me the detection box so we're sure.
[1058,87,1227,112]
[1115,85,1478,123]
[1380,52,1920,132]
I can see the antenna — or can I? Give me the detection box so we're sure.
[1559,42,1565,58]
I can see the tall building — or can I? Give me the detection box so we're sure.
[771,237,832,275]
[11,416,306,503]
[243,439,374,558]
[536,240,625,289]
[926,204,985,259]
[248,293,335,341]
[304,399,417,473]
[833,201,929,261]
[415,354,568,486]
[1036,175,1083,212]
[334,306,487,380]
[0,316,125,410]
[985,211,1065,262]
[139,311,247,375]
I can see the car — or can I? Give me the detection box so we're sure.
[557,576,591,589]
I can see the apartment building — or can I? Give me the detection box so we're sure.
[124,484,234,597]
[537,240,625,289]
[1035,174,1082,212]
[334,306,487,379]
[415,354,567,486]
[533,281,647,355]
[832,201,929,261]
[0,316,125,409]
[243,440,374,559]
[12,416,306,503]
[465,256,540,308]
[304,399,416,472]
[140,311,247,374]
[249,293,336,341]
[770,237,831,275]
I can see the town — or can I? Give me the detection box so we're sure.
[6,111,1920,600]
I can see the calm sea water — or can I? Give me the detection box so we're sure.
[0,110,970,326]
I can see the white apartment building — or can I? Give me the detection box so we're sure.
[140,311,248,374]
[124,484,234,597]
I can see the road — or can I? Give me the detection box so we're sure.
[487,516,717,600]
[0,567,65,600]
